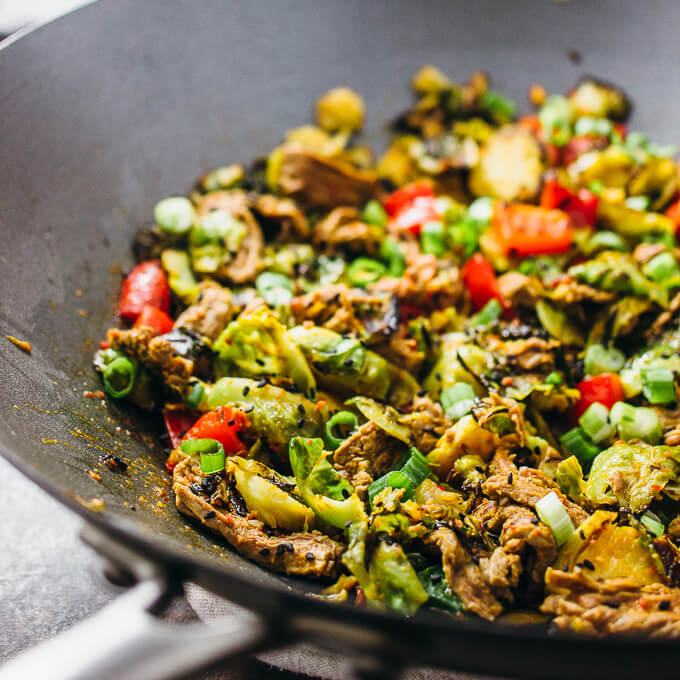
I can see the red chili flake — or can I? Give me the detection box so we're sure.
[502,377,514,386]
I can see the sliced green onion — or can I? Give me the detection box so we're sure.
[256,271,293,307]
[536,491,574,547]
[611,401,662,444]
[347,257,387,287]
[641,367,676,405]
[361,200,388,228]
[180,438,226,475]
[574,116,613,137]
[545,371,563,386]
[380,237,406,277]
[583,231,627,254]
[466,197,494,224]
[619,369,643,399]
[640,510,665,538]
[481,90,516,122]
[368,470,415,505]
[324,411,359,450]
[471,298,503,327]
[588,180,605,195]
[624,196,650,212]
[102,356,137,399]
[560,427,601,463]
[420,221,446,256]
[626,131,648,149]
[578,402,614,444]
[400,447,431,488]
[440,383,476,420]
[154,196,196,236]
[643,252,680,282]
[647,143,678,158]
[584,344,625,376]
[447,219,482,257]
[185,382,205,409]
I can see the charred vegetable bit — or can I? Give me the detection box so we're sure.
[95,67,680,629]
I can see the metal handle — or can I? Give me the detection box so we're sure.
[0,577,269,680]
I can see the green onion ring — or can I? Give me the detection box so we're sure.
[180,438,226,475]
[102,356,137,399]
[324,411,359,449]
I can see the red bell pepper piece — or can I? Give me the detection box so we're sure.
[391,196,439,237]
[118,260,171,323]
[572,373,624,423]
[182,406,250,456]
[461,253,505,311]
[613,123,628,140]
[383,180,434,217]
[665,199,680,235]
[493,203,574,256]
[540,179,598,228]
[399,303,423,323]
[133,305,174,336]
[163,409,198,449]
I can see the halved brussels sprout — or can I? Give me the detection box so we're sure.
[554,510,663,587]
[568,78,631,122]
[228,457,314,531]
[213,308,316,396]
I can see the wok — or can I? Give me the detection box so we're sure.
[1,1,680,678]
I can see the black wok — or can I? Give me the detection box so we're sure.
[1,1,680,678]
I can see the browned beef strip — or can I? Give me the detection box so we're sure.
[312,206,383,256]
[173,281,234,342]
[483,449,588,527]
[542,569,680,637]
[277,149,380,208]
[252,194,310,240]
[399,395,452,454]
[107,326,194,395]
[332,421,407,500]
[173,457,343,578]
[194,190,264,284]
[426,527,503,621]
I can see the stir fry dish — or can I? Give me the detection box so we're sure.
[95,66,680,635]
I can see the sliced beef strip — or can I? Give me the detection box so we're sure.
[277,148,381,208]
[107,326,194,395]
[399,395,452,454]
[252,193,310,240]
[483,448,588,527]
[332,421,407,500]
[426,527,503,621]
[473,499,557,603]
[173,457,343,578]
[173,281,234,342]
[194,190,264,284]
[541,569,680,637]
[312,206,383,256]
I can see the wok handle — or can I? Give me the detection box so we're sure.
[0,579,270,680]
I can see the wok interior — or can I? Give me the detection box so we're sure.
[2,0,680,629]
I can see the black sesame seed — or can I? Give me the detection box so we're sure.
[341,489,350,499]
[417,389,427,397]
[243,386,250,396]
[228,420,235,427]
[255,358,265,366]
[285,542,294,553]
[603,600,621,609]
[297,418,305,428]
[507,473,513,485]
[579,529,586,540]
[581,559,595,571]
[345,520,352,528]
[659,600,671,611]
[305,552,315,561]
[435,373,442,381]
[297,404,305,414]
[276,544,286,555]
[429,572,442,584]
[260,547,270,556]
[256,379,267,388]
[244,405,254,413]
[204,511,216,520]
